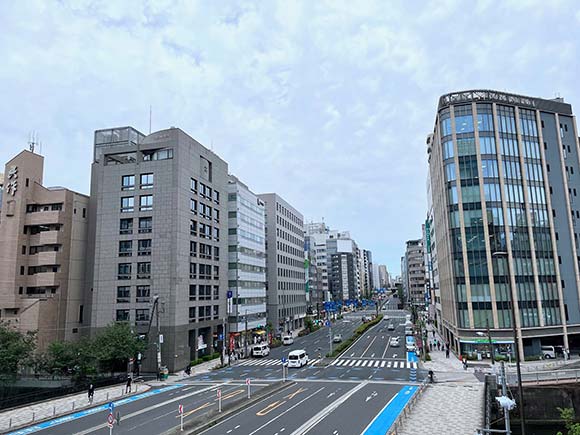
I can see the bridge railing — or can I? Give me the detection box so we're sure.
[507,368,580,385]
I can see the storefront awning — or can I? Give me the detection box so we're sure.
[460,338,513,344]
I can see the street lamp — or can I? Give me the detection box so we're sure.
[475,318,495,365]
[492,251,525,435]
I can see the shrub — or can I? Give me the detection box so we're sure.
[524,355,542,361]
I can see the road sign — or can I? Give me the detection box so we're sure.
[178,404,183,414]
[107,412,114,428]
[108,402,114,413]
[246,378,251,385]
[325,320,331,327]
[219,334,223,340]
[281,357,287,364]
[227,290,233,298]
[217,388,221,399]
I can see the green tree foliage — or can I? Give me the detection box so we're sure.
[92,323,147,373]
[0,321,36,375]
[557,407,580,435]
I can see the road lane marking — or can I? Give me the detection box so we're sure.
[355,361,362,367]
[256,400,285,416]
[360,336,377,358]
[381,338,391,359]
[284,387,308,400]
[179,402,211,418]
[288,382,368,435]
[360,386,418,435]
[217,390,244,401]
[348,360,356,366]
[381,361,386,367]
[361,361,368,367]
[249,387,325,435]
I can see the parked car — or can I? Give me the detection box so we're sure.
[390,337,400,347]
[282,335,294,346]
[333,334,343,343]
[541,345,556,359]
[387,323,395,331]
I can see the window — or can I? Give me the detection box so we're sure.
[213,190,220,204]
[116,309,130,322]
[213,265,219,280]
[119,240,133,256]
[118,263,131,279]
[213,227,220,241]
[140,195,153,211]
[214,209,220,223]
[120,218,133,234]
[137,262,151,279]
[214,246,220,260]
[213,285,219,300]
[190,263,197,279]
[138,239,152,256]
[442,140,454,160]
[213,305,219,319]
[140,173,154,188]
[191,178,198,192]
[117,286,130,303]
[199,264,211,280]
[142,148,173,161]
[121,197,134,212]
[189,307,196,322]
[190,220,198,236]
[190,241,197,257]
[190,199,197,214]
[136,285,150,302]
[445,162,456,181]
[189,284,197,301]
[138,217,152,233]
[121,175,135,190]
[199,305,211,321]
[135,309,150,322]
[199,285,211,300]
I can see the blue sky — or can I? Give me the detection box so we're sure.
[1,0,579,274]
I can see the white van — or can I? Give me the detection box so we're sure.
[288,350,309,368]
[541,345,556,359]
[252,343,270,357]
[282,335,294,345]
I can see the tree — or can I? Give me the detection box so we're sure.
[0,321,36,375]
[93,323,147,373]
[556,407,580,435]
[46,338,98,378]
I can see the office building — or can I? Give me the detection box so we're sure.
[404,239,425,307]
[428,89,580,358]
[86,126,228,371]
[258,193,306,335]
[0,150,88,350]
[226,175,267,351]
[330,252,357,300]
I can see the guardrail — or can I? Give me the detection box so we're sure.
[387,380,429,435]
[507,368,580,385]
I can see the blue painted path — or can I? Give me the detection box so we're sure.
[7,384,184,435]
[361,385,418,435]
[407,351,418,363]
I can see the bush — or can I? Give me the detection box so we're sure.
[524,355,542,361]
[191,352,220,366]
[270,339,282,348]
[425,354,432,361]
[494,355,509,362]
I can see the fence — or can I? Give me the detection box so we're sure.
[507,368,580,385]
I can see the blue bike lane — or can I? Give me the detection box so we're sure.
[361,385,419,435]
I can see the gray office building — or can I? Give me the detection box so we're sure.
[428,89,580,359]
[330,252,357,300]
[258,193,306,335]
[86,126,228,372]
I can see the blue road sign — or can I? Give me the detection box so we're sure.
[218,334,223,340]
[108,402,114,413]
[281,357,287,363]
[325,320,331,327]
[227,290,233,298]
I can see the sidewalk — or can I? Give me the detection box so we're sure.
[0,382,150,433]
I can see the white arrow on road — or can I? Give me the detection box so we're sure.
[327,392,336,398]
[393,354,398,358]
[371,353,375,358]
[365,391,378,402]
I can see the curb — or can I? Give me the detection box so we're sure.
[163,381,296,435]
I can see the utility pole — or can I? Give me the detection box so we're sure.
[487,318,495,365]
[154,296,162,376]
[222,317,226,366]
[329,324,333,355]
[245,310,249,358]
[501,361,511,435]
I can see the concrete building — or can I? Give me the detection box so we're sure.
[362,249,373,297]
[330,252,357,300]
[404,239,425,307]
[428,89,580,358]
[0,150,88,350]
[372,263,380,290]
[86,126,228,372]
[226,175,267,352]
[258,193,306,335]
[378,264,389,289]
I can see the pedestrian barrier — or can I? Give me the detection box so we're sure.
[409,367,417,382]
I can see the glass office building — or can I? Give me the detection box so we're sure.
[428,90,580,359]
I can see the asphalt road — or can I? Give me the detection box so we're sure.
[12,298,423,435]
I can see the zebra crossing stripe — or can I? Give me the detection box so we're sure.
[380,361,386,367]
[361,361,368,367]
[348,360,356,366]
[355,360,362,367]
[387,361,392,368]
[374,361,380,368]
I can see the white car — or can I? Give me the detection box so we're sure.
[390,337,400,347]
[282,335,294,345]
[252,343,270,357]
[288,350,309,368]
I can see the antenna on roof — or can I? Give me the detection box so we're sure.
[28,131,38,153]
[149,105,152,134]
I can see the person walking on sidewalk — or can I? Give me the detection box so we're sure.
[116,410,121,426]
[125,376,132,393]
[445,348,450,358]
[88,384,95,404]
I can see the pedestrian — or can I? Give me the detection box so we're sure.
[432,330,435,338]
[88,384,95,404]
[445,348,450,359]
[116,410,121,426]
[125,376,132,393]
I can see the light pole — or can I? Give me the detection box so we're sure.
[476,318,495,365]
[492,251,525,435]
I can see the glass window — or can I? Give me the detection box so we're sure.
[137,262,151,277]
[140,173,154,188]
[119,240,132,256]
[120,218,133,234]
[135,309,149,322]
[477,113,494,132]
[139,195,153,211]
[483,183,502,202]
[138,217,152,233]
[122,175,135,190]
[461,185,481,203]
[116,286,130,302]
[142,148,173,161]
[455,115,474,134]
[479,136,496,154]
[448,186,458,204]
[138,239,151,255]
[190,199,197,213]
[136,285,150,301]
[121,197,134,212]
[213,190,220,203]
[116,309,130,321]
[442,140,454,159]
[190,178,198,192]
[457,138,476,156]
[445,162,456,181]
[481,159,499,178]
[118,263,131,279]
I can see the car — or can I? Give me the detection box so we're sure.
[333,334,343,343]
[282,335,294,345]
[541,345,556,359]
[390,337,400,347]
[252,343,270,357]
[387,323,395,331]
[288,350,309,368]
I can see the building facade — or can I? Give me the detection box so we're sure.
[0,150,88,350]
[428,89,580,358]
[226,175,267,352]
[86,127,228,371]
[404,239,425,307]
[330,252,357,300]
[258,193,306,335]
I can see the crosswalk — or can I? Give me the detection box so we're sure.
[330,359,418,369]
[236,358,322,367]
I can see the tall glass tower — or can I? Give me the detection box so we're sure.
[428,90,580,359]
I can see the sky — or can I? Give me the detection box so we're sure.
[1,0,579,274]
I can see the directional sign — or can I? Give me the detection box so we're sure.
[246,378,251,385]
[108,402,114,413]
[217,388,222,399]
[281,357,287,365]
[178,404,183,414]
[227,290,233,298]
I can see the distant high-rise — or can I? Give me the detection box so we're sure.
[428,89,580,359]
[403,239,425,307]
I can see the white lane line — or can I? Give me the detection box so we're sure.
[355,360,362,367]
[288,382,369,435]
[381,337,391,359]
[330,359,339,366]
[374,361,380,368]
[387,361,392,368]
[380,361,386,368]
[360,336,377,358]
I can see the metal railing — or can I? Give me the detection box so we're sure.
[387,380,429,435]
[507,368,580,385]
